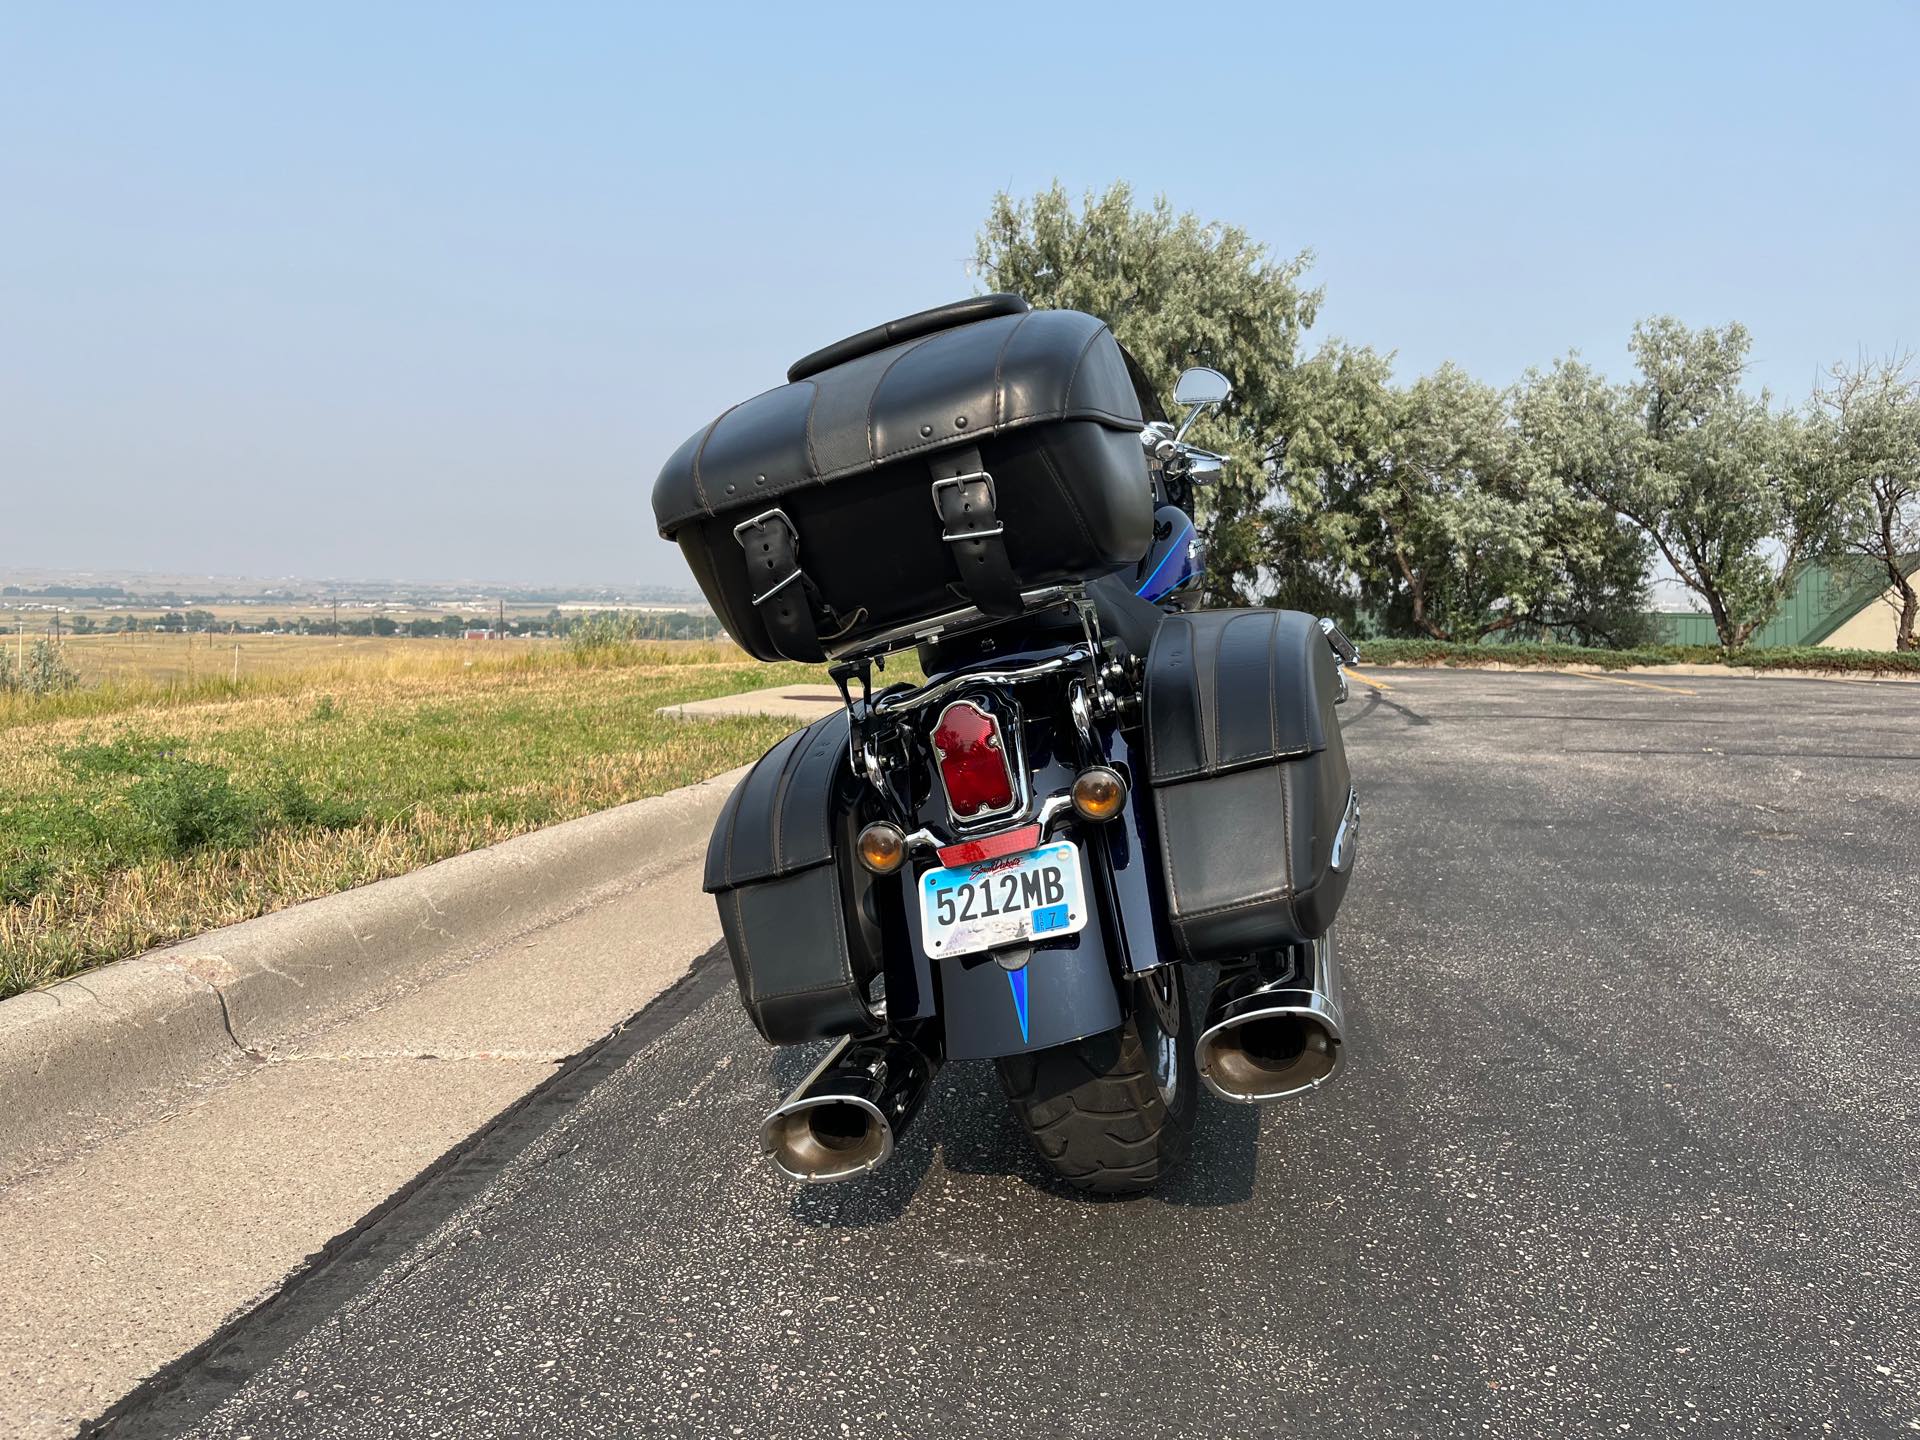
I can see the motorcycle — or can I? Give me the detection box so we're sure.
[653,294,1359,1195]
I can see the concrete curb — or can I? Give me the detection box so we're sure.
[0,766,748,1180]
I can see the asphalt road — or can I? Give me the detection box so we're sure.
[91,669,1920,1439]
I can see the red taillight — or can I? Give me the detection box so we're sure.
[931,699,1016,821]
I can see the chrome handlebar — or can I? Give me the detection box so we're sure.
[1140,422,1226,485]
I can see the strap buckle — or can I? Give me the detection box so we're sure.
[733,508,804,604]
[930,471,1004,542]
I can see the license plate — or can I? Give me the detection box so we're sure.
[918,840,1087,959]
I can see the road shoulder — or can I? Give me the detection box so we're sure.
[0,772,742,1440]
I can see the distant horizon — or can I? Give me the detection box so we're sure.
[0,562,706,600]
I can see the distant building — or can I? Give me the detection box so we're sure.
[1649,558,1918,649]
[462,628,500,641]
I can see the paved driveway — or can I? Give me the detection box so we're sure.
[94,670,1920,1438]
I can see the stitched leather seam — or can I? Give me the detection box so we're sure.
[990,308,1033,428]
[1280,766,1299,935]
[824,869,853,994]
[752,981,859,1004]
[730,888,755,1006]
[723,771,741,888]
[1062,323,1109,409]
[1179,890,1293,919]
[865,330,944,464]
[1205,613,1221,773]
[1155,788,1183,913]
[1144,617,1176,779]
[655,408,1143,530]
[867,410,1115,466]
[1033,443,1098,552]
[799,379,822,480]
[1148,748,1315,784]
[813,720,836,861]
[714,856,836,890]
[688,409,730,515]
[769,730,795,875]
[1267,612,1281,758]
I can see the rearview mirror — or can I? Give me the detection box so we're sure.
[1173,366,1232,407]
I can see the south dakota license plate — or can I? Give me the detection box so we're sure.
[918,840,1087,959]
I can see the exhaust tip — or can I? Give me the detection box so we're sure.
[1196,1002,1341,1103]
[761,1095,894,1183]
[1197,936,1345,1104]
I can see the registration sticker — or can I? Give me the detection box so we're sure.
[917,840,1087,959]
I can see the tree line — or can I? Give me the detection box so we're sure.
[977,184,1920,650]
[10,609,727,641]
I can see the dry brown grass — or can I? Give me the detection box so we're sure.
[35,631,553,687]
[1,639,817,997]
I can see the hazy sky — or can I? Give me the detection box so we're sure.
[4,2,1916,590]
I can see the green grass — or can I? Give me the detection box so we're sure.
[1359,638,1920,674]
[0,641,821,998]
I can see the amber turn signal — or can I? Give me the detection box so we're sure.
[856,822,907,874]
[1071,766,1128,822]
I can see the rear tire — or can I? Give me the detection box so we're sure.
[994,967,1198,1196]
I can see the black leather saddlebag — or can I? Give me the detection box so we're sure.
[652,296,1153,662]
[1143,609,1357,960]
[704,711,884,1045]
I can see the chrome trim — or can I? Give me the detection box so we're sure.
[1173,403,1218,444]
[901,790,1074,857]
[929,696,1025,827]
[930,472,1001,542]
[759,1036,939,1184]
[871,648,1092,718]
[1035,791,1075,832]
[749,567,803,603]
[762,1039,890,1183]
[1196,934,1345,1104]
[1068,680,1095,745]
[825,584,1084,660]
[732,506,796,545]
[1331,786,1359,874]
[732,508,804,605]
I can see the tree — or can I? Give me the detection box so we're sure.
[1811,355,1920,650]
[1509,359,1658,647]
[970,183,1654,637]
[1311,363,1644,643]
[1572,318,1853,648]
[975,182,1326,608]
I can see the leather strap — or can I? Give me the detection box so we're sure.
[733,510,826,661]
[931,447,1022,617]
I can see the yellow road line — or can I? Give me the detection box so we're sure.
[1555,670,1696,696]
[1344,668,1394,692]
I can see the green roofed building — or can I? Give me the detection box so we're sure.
[1649,558,1919,649]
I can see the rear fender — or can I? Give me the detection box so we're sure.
[892,699,1153,1061]
[915,871,1126,1060]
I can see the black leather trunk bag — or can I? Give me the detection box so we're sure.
[703,711,884,1045]
[1143,609,1356,960]
[652,301,1152,661]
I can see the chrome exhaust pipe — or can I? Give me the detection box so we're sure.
[1196,934,1345,1103]
[760,1035,938,1183]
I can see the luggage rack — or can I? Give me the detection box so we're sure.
[828,585,1129,808]
[824,583,1088,662]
